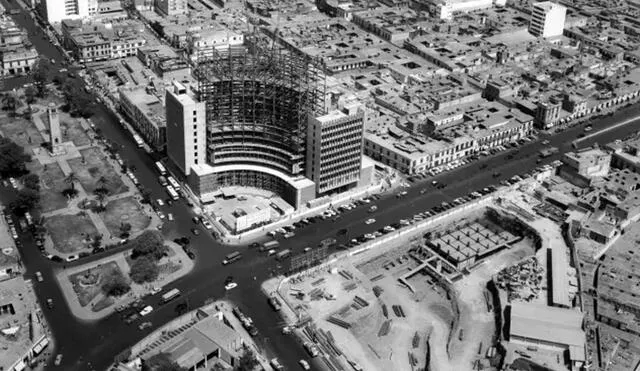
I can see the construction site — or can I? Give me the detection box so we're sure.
[266,205,538,371]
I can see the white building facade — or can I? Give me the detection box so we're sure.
[529,1,566,38]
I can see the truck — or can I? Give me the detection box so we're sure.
[231,307,258,336]
[275,249,291,261]
[260,240,280,252]
[161,288,181,303]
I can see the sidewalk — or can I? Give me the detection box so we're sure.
[215,181,386,245]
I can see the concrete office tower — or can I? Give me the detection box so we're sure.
[306,102,365,196]
[42,0,97,23]
[154,0,187,16]
[529,1,566,38]
[165,81,206,176]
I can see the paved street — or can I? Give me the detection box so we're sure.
[1,0,640,369]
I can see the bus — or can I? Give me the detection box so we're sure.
[158,176,168,187]
[155,161,167,175]
[222,251,242,265]
[275,249,291,261]
[161,288,181,303]
[167,176,181,191]
[132,134,144,148]
[166,185,179,200]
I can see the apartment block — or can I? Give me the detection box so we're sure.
[165,81,206,176]
[154,0,187,16]
[529,1,566,38]
[118,86,167,151]
[306,102,365,196]
[42,0,98,23]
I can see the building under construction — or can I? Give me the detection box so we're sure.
[170,36,371,209]
[194,36,326,177]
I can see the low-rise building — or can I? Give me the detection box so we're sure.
[119,86,167,151]
[365,101,533,174]
[61,19,147,63]
[558,147,611,187]
[508,302,585,369]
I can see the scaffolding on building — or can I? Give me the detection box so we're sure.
[193,35,326,177]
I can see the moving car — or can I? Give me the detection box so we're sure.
[191,228,200,236]
[299,359,311,370]
[151,287,162,295]
[35,271,43,282]
[365,218,376,225]
[54,354,63,366]
[224,282,238,290]
[47,298,54,309]
[139,305,153,316]
[138,321,152,330]
[156,199,164,207]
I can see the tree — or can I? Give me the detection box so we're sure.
[236,348,260,371]
[129,256,159,284]
[91,234,103,249]
[24,86,37,105]
[141,353,185,371]
[120,222,132,237]
[96,176,108,193]
[22,173,40,191]
[10,188,40,216]
[101,272,131,297]
[0,138,30,179]
[65,172,78,191]
[2,92,18,114]
[130,230,166,260]
[62,79,94,117]
[32,58,53,97]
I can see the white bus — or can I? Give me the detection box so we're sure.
[154,161,167,175]
[166,185,179,200]
[133,134,144,148]
[167,176,180,191]
[161,288,181,303]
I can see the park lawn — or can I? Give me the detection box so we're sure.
[101,196,151,237]
[92,295,115,312]
[45,213,99,254]
[0,113,44,152]
[60,115,91,147]
[67,147,128,195]
[27,161,69,213]
[68,261,123,307]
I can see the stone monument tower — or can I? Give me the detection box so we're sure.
[47,103,65,155]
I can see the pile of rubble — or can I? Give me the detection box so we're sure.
[495,257,543,302]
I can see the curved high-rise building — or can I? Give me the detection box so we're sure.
[167,37,371,209]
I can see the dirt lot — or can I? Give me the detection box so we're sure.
[101,196,150,237]
[278,221,536,371]
[67,147,127,195]
[45,212,99,253]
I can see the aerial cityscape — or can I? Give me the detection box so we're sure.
[1,0,640,370]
